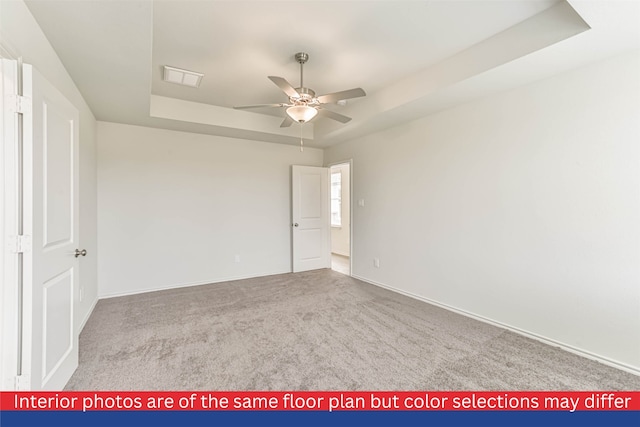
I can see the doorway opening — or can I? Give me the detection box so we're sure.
[329,162,351,275]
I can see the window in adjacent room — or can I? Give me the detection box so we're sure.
[330,171,342,227]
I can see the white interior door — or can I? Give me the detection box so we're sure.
[291,165,330,272]
[22,64,79,390]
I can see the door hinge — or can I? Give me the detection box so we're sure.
[8,235,32,254]
[15,375,30,390]
[7,94,32,114]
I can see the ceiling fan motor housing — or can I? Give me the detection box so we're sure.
[291,87,317,106]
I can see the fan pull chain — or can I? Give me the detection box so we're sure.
[300,123,304,152]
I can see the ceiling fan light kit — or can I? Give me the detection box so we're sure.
[286,105,318,123]
[234,51,367,147]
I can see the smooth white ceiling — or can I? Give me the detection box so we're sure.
[24,0,640,147]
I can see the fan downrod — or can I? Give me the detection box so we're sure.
[294,52,310,89]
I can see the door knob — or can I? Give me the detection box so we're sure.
[74,249,87,258]
[293,223,299,227]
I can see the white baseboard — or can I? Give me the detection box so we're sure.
[352,274,640,377]
[98,269,292,300]
[79,296,98,333]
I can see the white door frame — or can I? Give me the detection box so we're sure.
[0,53,23,390]
[328,159,353,275]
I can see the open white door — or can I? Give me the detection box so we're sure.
[21,64,80,390]
[291,165,330,272]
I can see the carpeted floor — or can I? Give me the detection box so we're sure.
[66,269,640,390]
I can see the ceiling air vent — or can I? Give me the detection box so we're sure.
[162,65,204,88]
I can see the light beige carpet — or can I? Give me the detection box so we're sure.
[66,269,640,390]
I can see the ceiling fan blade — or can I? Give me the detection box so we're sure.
[317,108,352,124]
[233,103,286,110]
[280,116,294,128]
[317,88,366,104]
[268,76,299,98]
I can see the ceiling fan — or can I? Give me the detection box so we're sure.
[233,52,366,128]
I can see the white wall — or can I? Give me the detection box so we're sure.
[330,163,350,257]
[325,50,640,372]
[0,0,98,331]
[97,122,323,297]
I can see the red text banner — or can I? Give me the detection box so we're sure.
[2,391,639,412]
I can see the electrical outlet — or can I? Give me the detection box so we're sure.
[374,258,380,268]
[235,254,241,263]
